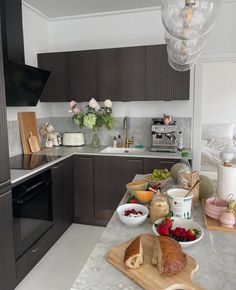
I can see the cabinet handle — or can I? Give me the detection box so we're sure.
[158,160,174,164]
[126,159,142,162]
[31,240,46,253]
[78,157,92,160]
[52,163,63,169]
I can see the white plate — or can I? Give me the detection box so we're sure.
[152,217,204,247]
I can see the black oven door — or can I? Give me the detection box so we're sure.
[12,170,53,260]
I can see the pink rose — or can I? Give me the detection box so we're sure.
[69,100,76,108]
[88,98,98,109]
[73,107,80,114]
[104,99,112,108]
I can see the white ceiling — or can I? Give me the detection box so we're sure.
[23,0,162,18]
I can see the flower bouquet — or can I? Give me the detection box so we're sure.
[68,98,114,146]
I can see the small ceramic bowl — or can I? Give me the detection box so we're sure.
[126,180,148,193]
[204,197,228,220]
[117,203,149,227]
[144,174,170,188]
[152,217,204,248]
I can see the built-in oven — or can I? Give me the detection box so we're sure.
[12,170,53,260]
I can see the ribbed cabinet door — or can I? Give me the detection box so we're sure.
[0,34,10,187]
[146,45,190,101]
[38,52,69,102]
[68,50,98,102]
[98,46,146,101]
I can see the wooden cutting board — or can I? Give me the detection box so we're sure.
[28,131,40,153]
[18,112,40,154]
[107,234,204,290]
[202,200,236,232]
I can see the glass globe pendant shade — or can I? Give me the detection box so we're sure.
[161,0,221,40]
[168,56,195,71]
[167,46,202,65]
[165,30,208,56]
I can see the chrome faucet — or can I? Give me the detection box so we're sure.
[123,117,134,148]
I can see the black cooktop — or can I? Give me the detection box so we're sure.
[10,154,62,170]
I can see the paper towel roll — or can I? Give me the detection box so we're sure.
[217,164,236,200]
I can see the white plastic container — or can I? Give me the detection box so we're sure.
[167,188,193,219]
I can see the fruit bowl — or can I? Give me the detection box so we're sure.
[152,217,204,247]
[144,174,170,188]
[117,203,149,227]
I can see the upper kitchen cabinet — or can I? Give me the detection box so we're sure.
[145,45,190,101]
[68,50,98,102]
[37,52,69,102]
[98,46,146,101]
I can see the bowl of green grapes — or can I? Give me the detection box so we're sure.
[144,169,171,188]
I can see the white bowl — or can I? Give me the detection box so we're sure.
[117,203,149,227]
[152,217,204,247]
[144,174,170,188]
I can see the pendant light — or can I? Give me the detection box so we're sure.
[161,0,221,71]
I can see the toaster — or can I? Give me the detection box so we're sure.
[62,132,85,146]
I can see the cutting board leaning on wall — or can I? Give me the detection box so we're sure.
[18,112,40,154]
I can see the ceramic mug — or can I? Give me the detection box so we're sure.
[167,188,193,219]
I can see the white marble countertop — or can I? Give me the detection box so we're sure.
[71,175,236,290]
[10,145,191,184]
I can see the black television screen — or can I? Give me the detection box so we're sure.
[4,60,50,106]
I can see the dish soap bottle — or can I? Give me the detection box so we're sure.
[178,131,183,151]
[113,136,117,148]
[117,135,122,147]
[219,201,236,228]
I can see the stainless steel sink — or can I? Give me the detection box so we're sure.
[100,146,145,154]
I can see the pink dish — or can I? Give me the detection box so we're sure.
[205,197,228,220]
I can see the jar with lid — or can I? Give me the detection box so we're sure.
[149,194,169,223]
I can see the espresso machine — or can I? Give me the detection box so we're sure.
[150,118,178,152]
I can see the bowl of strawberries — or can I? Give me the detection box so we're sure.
[152,216,204,247]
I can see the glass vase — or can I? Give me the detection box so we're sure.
[91,130,100,147]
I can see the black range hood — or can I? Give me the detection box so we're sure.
[0,0,50,106]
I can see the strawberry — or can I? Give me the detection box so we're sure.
[164,217,172,230]
[129,199,139,204]
[157,224,169,236]
[186,229,197,241]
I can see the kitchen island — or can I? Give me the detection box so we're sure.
[71,175,236,290]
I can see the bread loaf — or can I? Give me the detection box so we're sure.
[152,236,187,275]
[124,236,143,268]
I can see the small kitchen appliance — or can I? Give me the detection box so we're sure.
[150,119,177,152]
[62,132,85,147]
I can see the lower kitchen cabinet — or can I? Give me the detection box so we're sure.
[51,157,74,241]
[144,158,180,172]
[94,156,144,226]
[16,227,54,284]
[73,155,94,224]
[0,189,16,290]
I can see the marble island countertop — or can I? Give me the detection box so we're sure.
[10,145,191,184]
[71,175,236,290]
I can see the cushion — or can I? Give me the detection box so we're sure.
[202,123,234,140]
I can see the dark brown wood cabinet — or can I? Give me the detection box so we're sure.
[94,156,144,225]
[38,44,189,102]
[0,190,16,290]
[146,45,190,101]
[38,52,69,102]
[68,50,98,101]
[144,158,180,173]
[51,158,74,241]
[98,46,146,101]
[0,38,10,188]
[73,155,94,224]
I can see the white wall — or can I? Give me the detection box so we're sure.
[201,60,236,133]
[6,4,53,121]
